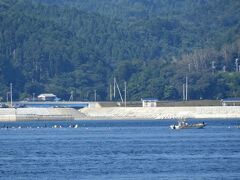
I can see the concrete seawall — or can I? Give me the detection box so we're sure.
[0,106,240,121]
[79,106,240,120]
[0,108,86,121]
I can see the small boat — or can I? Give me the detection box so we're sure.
[68,124,79,128]
[170,119,206,129]
[52,125,62,128]
[73,124,78,128]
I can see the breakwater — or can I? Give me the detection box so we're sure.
[0,106,240,121]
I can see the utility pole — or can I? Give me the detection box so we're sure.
[115,81,123,103]
[10,83,13,107]
[124,81,127,107]
[113,77,116,99]
[183,84,185,101]
[185,76,188,101]
[110,83,112,101]
[113,77,124,103]
[94,90,97,101]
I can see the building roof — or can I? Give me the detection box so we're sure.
[16,102,89,108]
[222,98,240,102]
[38,93,56,98]
[141,98,158,101]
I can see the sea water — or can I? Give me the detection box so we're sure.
[0,120,239,180]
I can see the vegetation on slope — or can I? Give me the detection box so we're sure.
[0,0,240,101]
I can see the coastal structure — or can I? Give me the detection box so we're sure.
[0,108,86,121]
[1,105,240,121]
[79,106,240,120]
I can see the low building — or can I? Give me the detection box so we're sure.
[15,101,89,109]
[141,98,158,107]
[38,94,58,101]
[221,98,240,106]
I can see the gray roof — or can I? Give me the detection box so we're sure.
[222,98,240,102]
[38,94,56,98]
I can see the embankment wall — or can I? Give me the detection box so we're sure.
[0,106,240,121]
[79,106,240,120]
[0,108,86,121]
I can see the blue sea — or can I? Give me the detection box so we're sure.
[0,119,239,180]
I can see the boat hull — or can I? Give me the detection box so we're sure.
[170,123,206,129]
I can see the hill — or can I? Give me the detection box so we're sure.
[0,0,240,101]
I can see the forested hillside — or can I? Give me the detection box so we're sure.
[0,0,240,101]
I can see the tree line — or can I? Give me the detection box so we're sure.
[0,0,240,101]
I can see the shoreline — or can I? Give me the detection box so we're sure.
[0,118,240,122]
[0,106,240,122]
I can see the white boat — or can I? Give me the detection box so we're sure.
[73,124,78,128]
[170,119,206,129]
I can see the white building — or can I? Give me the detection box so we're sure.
[38,94,58,101]
[141,98,158,107]
[221,98,240,106]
